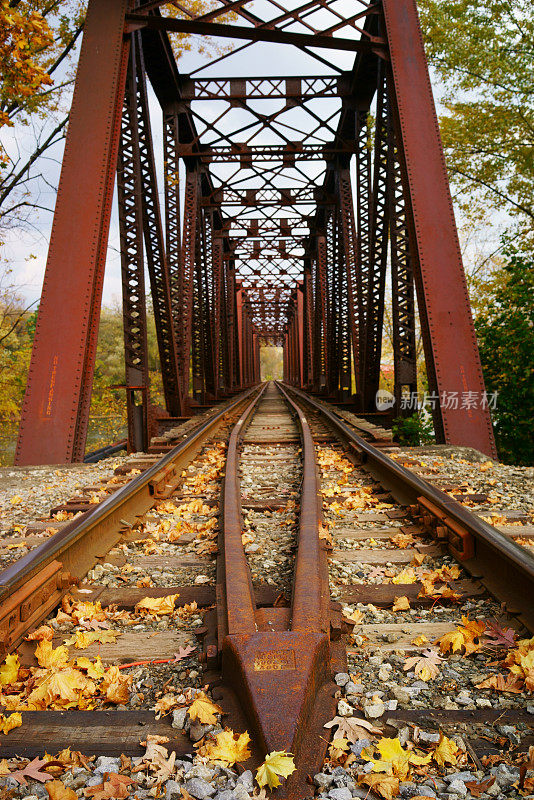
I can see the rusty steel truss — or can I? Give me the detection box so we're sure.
[15,0,497,463]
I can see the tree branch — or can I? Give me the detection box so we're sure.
[0,116,67,209]
[451,167,534,221]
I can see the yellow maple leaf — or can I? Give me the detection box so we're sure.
[28,667,90,708]
[437,629,465,654]
[0,712,22,734]
[392,569,417,585]
[188,692,223,724]
[75,656,105,680]
[437,617,486,655]
[392,596,410,611]
[35,640,70,669]
[359,773,399,800]
[0,653,20,685]
[0,759,11,776]
[200,729,251,766]
[412,634,428,646]
[101,665,131,705]
[64,630,119,649]
[433,734,459,766]
[365,737,432,781]
[256,750,296,790]
[329,737,350,761]
[135,594,179,615]
[10,495,23,505]
[345,609,364,625]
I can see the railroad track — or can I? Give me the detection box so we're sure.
[0,382,533,800]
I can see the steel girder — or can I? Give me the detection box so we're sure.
[16,0,497,463]
[16,0,130,465]
[117,40,150,453]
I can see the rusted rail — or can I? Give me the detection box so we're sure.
[214,381,347,799]
[0,386,260,654]
[284,383,534,632]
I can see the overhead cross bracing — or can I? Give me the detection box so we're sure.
[14,0,498,465]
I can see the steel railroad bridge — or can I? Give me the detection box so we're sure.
[14,0,497,465]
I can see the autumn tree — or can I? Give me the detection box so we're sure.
[473,245,534,465]
[419,0,533,244]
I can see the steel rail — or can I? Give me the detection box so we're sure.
[0,386,260,653]
[217,382,338,799]
[285,384,534,631]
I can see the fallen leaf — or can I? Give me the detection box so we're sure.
[363,737,431,781]
[256,751,296,790]
[329,737,350,761]
[46,780,77,800]
[358,773,399,800]
[9,757,56,785]
[437,617,486,655]
[404,649,442,681]
[101,666,131,705]
[135,594,179,615]
[411,634,428,647]
[84,772,136,800]
[464,777,496,797]
[64,630,120,649]
[188,692,223,724]
[392,596,410,612]
[392,569,417,585]
[324,716,382,743]
[75,656,106,680]
[483,620,517,650]
[26,626,55,642]
[0,712,22,734]
[34,641,70,669]
[345,609,364,625]
[0,653,20,685]
[433,734,459,767]
[475,673,523,693]
[199,729,251,766]
[173,645,196,662]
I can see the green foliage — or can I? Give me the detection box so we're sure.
[392,413,435,446]
[474,246,534,465]
[418,0,533,236]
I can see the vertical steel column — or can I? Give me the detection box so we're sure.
[362,65,390,411]
[382,0,496,457]
[356,109,372,397]
[16,0,130,465]
[163,110,182,369]
[338,166,362,400]
[388,116,417,411]
[325,210,340,396]
[236,285,244,389]
[303,264,314,389]
[177,169,199,408]
[314,234,328,392]
[118,45,150,453]
[227,266,238,389]
[133,35,180,417]
[297,282,305,388]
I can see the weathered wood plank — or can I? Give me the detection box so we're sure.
[338,579,484,607]
[331,544,442,564]
[0,712,193,757]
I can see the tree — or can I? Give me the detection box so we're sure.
[418,0,534,242]
[473,245,534,465]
